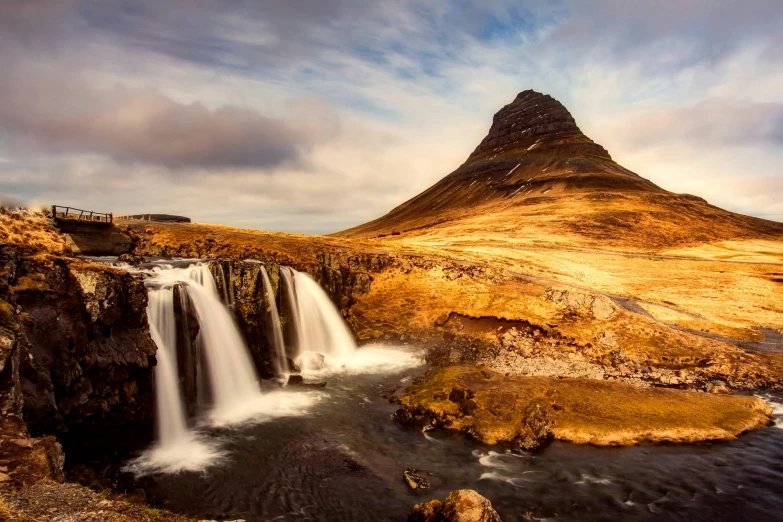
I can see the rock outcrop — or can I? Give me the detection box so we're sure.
[2,248,156,460]
[467,89,612,163]
[396,366,773,448]
[409,489,501,522]
[544,288,616,320]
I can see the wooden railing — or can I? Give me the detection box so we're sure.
[51,205,113,224]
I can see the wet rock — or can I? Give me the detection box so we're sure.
[403,468,431,490]
[512,401,553,451]
[286,357,301,373]
[408,500,443,522]
[287,375,304,386]
[409,489,501,522]
[117,253,145,265]
[286,375,327,388]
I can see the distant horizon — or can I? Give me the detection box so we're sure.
[1,2,782,234]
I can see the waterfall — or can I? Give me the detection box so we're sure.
[260,266,289,379]
[143,262,261,422]
[279,266,302,359]
[215,263,235,307]
[128,260,327,474]
[183,277,261,414]
[287,268,357,370]
[174,286,199,417]
[147,287,189,445]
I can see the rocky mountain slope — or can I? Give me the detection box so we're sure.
[339,90,783,249]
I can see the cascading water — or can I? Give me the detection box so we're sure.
[125,260,328,474]
[279,267,302,359]
[125,263,237,474]
[215,263,235,307]
[146,287,189,445]
[141,263,262,422]
[176,265,262,422]
[285,268,357,370]
[260,266,289,379]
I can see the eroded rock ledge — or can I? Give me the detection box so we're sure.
[396,366,773,449]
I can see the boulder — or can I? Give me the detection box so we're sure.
[285,375,326,388]
[286,357,301,373]
[287,375,304,386]
[409,489,501,522]
[117,253,146,266]
[403,468,430,490]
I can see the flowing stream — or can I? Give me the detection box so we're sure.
[131,364,783,522]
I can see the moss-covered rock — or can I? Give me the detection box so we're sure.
[397,366,774,448]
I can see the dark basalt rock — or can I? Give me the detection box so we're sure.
[286,357,301,373]
[467,89,611,163]
[10,255,156,461]
[403,468,430,490]
[117,253,145,265]
[286,374,304,386]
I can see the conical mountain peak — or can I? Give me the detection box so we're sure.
[466,90,612,165]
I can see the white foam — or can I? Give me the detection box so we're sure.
[302,344,422,377]
[423,432,442,443]
[123,433,226,476]
[206,389,324,427]
[475,450,516,470]
[575,473,613,485]
[756,393,783,429]
[479,471,524,488]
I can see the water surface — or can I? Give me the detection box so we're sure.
[129,347,783,522]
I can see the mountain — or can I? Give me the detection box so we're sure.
[338,90,783,249]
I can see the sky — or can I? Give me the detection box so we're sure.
[1,1,782,234]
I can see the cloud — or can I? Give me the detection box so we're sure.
[0,0,782,232]
[0,63,324,169]
[605,99,783,149]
